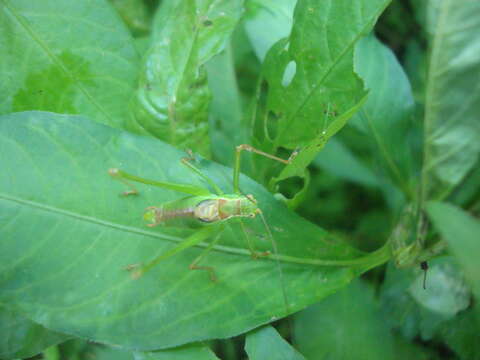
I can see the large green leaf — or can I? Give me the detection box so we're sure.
[422,0,480,200]
[259,0,390,181]
[127,0,243,156]
[245,325,306,360]
[0,0,139,129]
[0,112,390,350]
[0,306,69,360]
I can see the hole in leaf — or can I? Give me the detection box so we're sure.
[281,61,296,87]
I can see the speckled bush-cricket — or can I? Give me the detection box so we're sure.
[108,144,295,284]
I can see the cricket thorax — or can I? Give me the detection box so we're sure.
[194,197,258,223]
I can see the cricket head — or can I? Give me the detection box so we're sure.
[143,207,157,226]
[240,194,259,218]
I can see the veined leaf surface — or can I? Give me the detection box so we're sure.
[0,112,389,350]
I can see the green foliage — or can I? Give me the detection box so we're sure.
[0,0,479,359]
[245,326,306,360]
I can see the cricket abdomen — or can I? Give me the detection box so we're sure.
[154,207,195,222]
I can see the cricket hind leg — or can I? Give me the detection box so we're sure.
[238,219,270,259]
[188,230,223,282]
[124,226,219,279]
[108,168,138,196]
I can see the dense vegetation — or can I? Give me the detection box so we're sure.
[1,0,479,359]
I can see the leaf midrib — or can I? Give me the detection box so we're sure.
[422,0,452,201]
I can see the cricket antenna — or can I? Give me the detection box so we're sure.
[257,210,290,317]
[421,261,429,290]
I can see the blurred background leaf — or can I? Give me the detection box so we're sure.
[245,326,306,360]
[421,0,480,201]
[126,0,244,156]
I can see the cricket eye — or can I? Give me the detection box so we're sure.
[246,194,257,203]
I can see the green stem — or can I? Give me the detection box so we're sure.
[272,242,391,268]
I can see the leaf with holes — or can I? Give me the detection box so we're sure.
[258,0,391,182]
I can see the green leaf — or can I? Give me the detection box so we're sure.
[351,34,416,197]
[0,111,390,350]
[422,1,480,200]
[110,0,152,37]
[127,0,243,157]
[243,0,297,61]
[134,343,219,360]
[206,44,247,166]
[426,201,480,303]
[0,306,69,360]
[313,138,380,188]
[380,257,471,341]
[380,257,480,359]
[294,279,397,360]
[260,0,390,181]
[245,325,306,360]
[0,0,139,129]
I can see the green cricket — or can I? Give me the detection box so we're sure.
[108,144,295,283]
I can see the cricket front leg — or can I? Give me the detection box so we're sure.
[108,167,210,197]
[233,144,299,193]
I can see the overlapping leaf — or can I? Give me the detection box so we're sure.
[0,306,69,360]
[422,0,480,200]
[127,0,243,156]
[245,326,306,360]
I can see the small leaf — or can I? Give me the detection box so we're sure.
[128,0,243,156]
[422,1,480,200]
[245,325,306,360]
